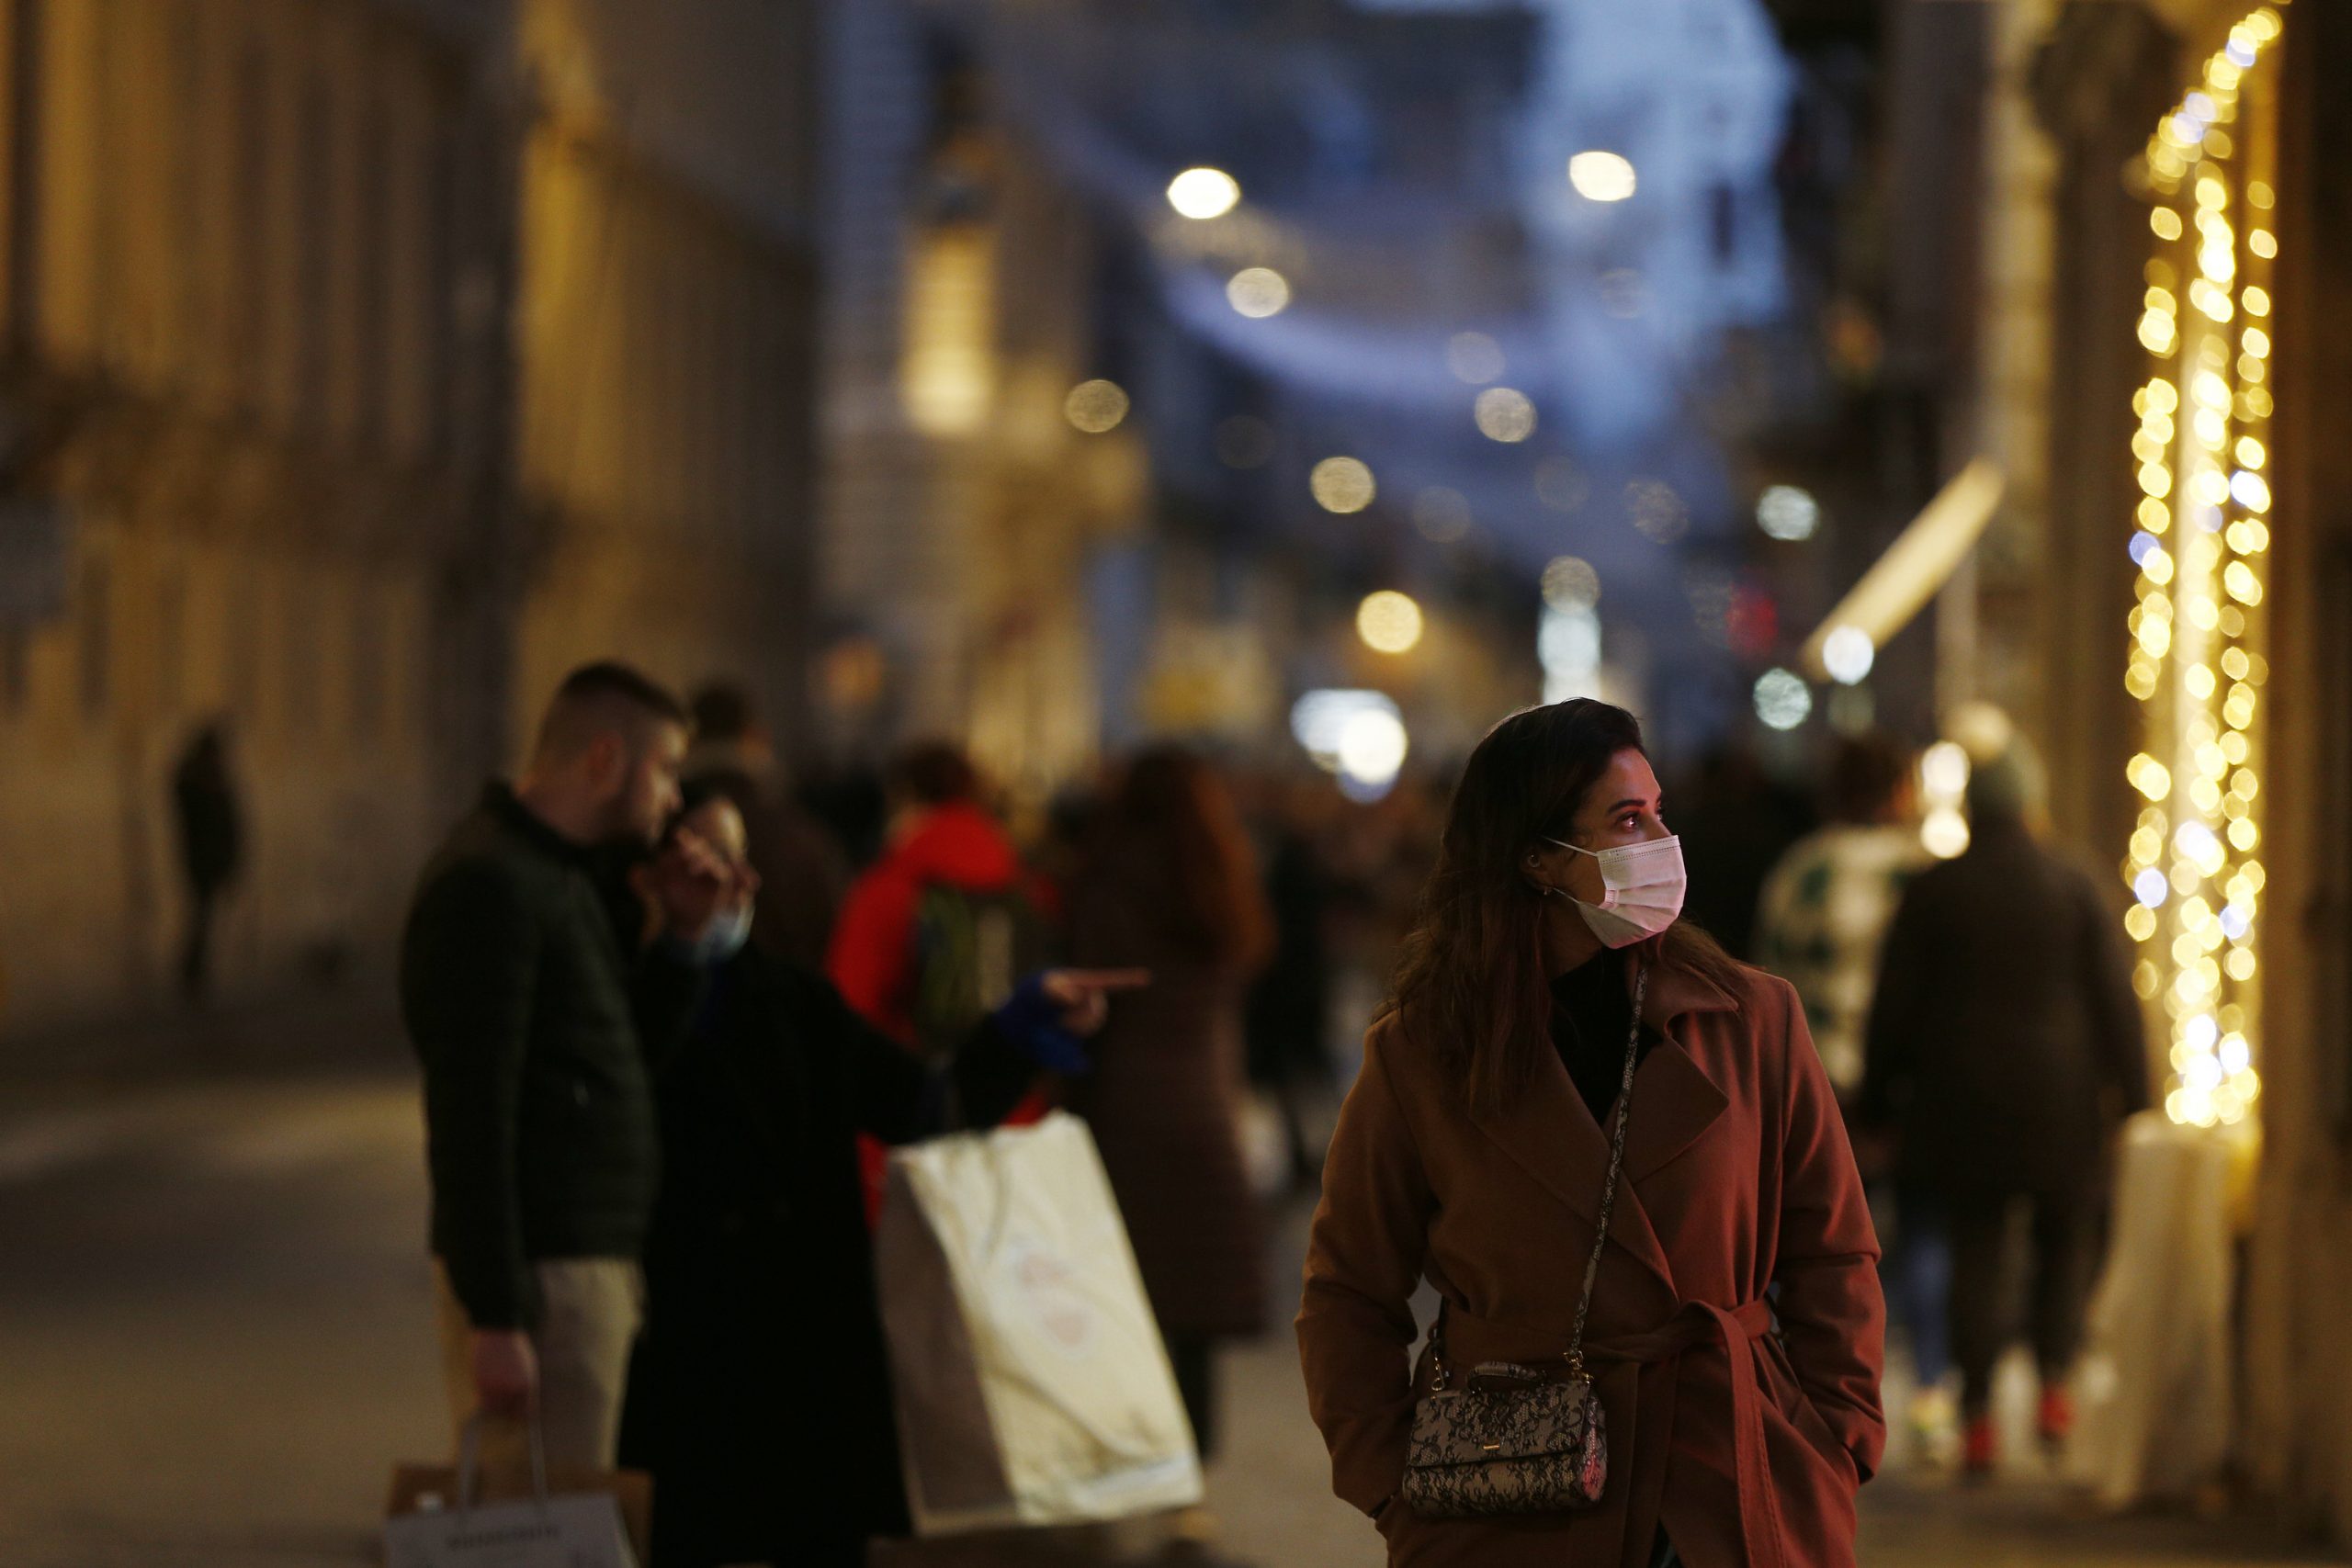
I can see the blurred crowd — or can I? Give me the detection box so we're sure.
[382,662,2144,1567]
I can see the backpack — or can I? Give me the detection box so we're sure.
[906,881,1053,1060]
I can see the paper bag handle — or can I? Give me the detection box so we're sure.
[455,1412,550,1513]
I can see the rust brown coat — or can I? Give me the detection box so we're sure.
[1297,950,1884,1568]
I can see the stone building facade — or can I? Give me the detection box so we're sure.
[0,0,820,1034]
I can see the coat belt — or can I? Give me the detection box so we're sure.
[1435,1297,1787,1568]
[1587,1298,1784,1568]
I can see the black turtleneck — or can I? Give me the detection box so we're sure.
[1549,946,1657,1122]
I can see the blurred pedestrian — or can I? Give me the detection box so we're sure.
[1299,699,1883,1568]
[617,784,1140,1568]
[1671,743,1817,959]
[826,741,1046,1052]
[1857,740,2149,1475]
[401,662,745,1479]
[684,680,850,970]
[1069,746,1273,1553]
[1245,773,1338,1190]
[1755,734,1948,1459]
[1755,733,1925,1099]
[171,719,244,1004]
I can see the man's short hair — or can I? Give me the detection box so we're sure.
[689,682,754,745]
[533,661,689,764]
[888,740,980,807]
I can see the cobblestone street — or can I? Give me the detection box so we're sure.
[0,1033,2337,1567]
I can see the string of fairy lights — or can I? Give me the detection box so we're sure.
[2120,4,2286,1130]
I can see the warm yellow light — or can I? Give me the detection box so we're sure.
[2129,753,2174,801]
[1064,378,1131,434]
[1310,457,1377,514]
[1356,591,1425,655]
[1167,167,1241,220]
[1473,388,1537,444]
[2251,229,2278,258]
[2236,435,2267,468]
[2245,285,2272,316]
[1567,152,1638,202]
[2126,904,2159,942]
[1227,267,1292,319]
[2152,208,2184,242]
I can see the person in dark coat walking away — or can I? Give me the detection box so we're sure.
[1857,739,2149,1474]
[401,662,746,1480]
[1299,700,1883,1568]
[172,720,245,1003]
[683,680,850,970]
[1069,746,1274,1552]
[616,784,1144,1568]
[1245,773,1339,1191]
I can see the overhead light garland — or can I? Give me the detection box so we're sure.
[2120,5,2286,1130]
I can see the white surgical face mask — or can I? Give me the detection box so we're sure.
[1543,834,1687,948]
[691,901,756,965]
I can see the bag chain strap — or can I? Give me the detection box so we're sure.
[1430,963,1646,1393]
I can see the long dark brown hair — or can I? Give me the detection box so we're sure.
[1085,745,1275,973]
[1384,700,1745,1113]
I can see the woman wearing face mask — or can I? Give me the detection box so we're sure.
[616,784,1144,1568]
[1297,700,1884,1568]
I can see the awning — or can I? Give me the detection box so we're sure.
[1798,457,2007,682]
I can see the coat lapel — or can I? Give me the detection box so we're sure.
[1464,949,1741,1293]
[1624,959,1736,1184]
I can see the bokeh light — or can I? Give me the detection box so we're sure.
[1757,485,1821,541]
[1310,457,1377,513]
[1823,626,1875,686]
[1166,166,1241,220]
[1356,591,1425,654]
[1446,332,1506,385]
[1542,556,1600,611]
[1226,266,1292,319]
[1473,387,1537,444]
[1567,151,1637,202]
[1064,379,1130,434]
[1753,668,1812,731]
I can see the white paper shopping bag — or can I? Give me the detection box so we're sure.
[876,1111,1204,1535]
[383,1417,639,1568]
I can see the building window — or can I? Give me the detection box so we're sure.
[233,40,271,411]
[354,91,390,451]
[297,77,335,429]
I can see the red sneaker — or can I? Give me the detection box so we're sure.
[2038,1387,2075,1450]
[1962,1415,1998,1477]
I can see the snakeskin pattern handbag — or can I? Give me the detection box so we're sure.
[1400,964,1647,1518]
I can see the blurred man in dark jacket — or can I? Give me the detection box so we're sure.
[1859,741,2149,1474]
[401,662,745,1480]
